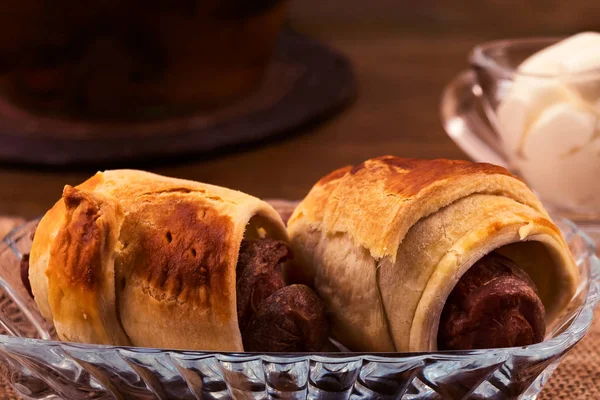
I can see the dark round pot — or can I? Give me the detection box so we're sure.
[0,0,288,121]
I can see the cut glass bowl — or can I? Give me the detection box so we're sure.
[0,206,599,399]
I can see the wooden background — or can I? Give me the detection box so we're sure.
[1,1,599,218]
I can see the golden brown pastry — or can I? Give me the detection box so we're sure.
[28,170,328,351]
[287,156,579,352]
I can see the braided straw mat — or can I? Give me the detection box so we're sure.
[0,214,598,399]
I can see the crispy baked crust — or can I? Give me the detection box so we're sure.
[288,156,579,352]
[29,170,287,351]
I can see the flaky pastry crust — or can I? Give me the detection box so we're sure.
[29,170,287,351]
[287,156,579,352]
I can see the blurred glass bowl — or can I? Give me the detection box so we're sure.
[0,209,599,399]
[440,37,600,223]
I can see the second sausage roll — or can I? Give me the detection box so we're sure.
[287,156,579,352]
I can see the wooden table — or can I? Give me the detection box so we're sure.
[1,1,600,398]
[3,1,599,218]
[6,0,599,218]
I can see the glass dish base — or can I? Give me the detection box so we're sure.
[0,203,599,400]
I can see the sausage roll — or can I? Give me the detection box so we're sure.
[287,156,579,352]
[29,170,328,351]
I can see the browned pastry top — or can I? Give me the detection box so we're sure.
[288,155,578,352]
[290,155,551,265]
[117,194,235,311]
[350,156,518,195]
[29,169,288,350]
[317,156,516,191]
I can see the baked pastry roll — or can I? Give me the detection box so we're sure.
[29,170,327,351]
[287,156,579,352]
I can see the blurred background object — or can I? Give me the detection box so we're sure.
[2,0,600,216]
[0,0,288,119]
[0,1,355,165]
[3,0,600,215]
[291,0,600,37]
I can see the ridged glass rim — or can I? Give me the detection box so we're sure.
[1,215,599,363]
[469,37,560,80]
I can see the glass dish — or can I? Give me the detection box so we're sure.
[0,208,599,399]
[439,36,600,242]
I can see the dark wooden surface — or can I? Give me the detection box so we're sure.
[1,1,599,218]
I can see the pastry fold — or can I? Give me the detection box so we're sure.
[29,170,287,351]
[287,156,579,352]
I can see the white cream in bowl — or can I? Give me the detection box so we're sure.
[497,32,600,212]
